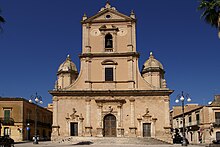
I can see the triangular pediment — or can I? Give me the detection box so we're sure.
[82,8,135,23]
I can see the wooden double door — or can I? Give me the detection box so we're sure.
[104,114,116,137]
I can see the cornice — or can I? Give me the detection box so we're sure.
[48,89,173,97]
[79,52,140,58]
[141,67,165,74]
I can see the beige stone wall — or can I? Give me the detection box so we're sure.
[53,95,171,142]
[0,99,52,142]
[23,101,52,140]
[0,100,23,141]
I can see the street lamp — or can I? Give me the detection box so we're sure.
[175,91,191,146]
[29,93,43,144]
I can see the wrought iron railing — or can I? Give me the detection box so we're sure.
[0,117,14,125]
[26,119,51,128]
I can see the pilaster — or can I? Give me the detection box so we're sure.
[96,103,103,137]
[52,97,60,138]
[127,24,133,51]
[85,99,92,136]
[129,98,137,137]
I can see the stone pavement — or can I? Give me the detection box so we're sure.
[13,137,207,147]
[14,141,207,147]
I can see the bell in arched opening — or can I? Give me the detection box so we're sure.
[105,34,113,48]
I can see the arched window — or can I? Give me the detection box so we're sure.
[105,34,113,49]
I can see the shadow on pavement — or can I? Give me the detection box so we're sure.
[72,141,93,145]
[14,141,32,144]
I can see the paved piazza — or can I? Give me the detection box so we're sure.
[14,141,206,147]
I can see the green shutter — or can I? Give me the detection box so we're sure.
[4,110,10,120]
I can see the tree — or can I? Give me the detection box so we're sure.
[0,9,5,31]
[197,0,220,38]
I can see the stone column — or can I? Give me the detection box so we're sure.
[129,98,137,137]
[137,116,142,137]
[127,57,134,89]
[85,58,92,90]
[132,22,136,51]
[127,24,133,51]
[61,75,64,89]
[117,104,124,137]
[85,23,91,53]
[85,99,92,136]
[152,118,157,137]
[101,31,105,52]
[96,103,103,137]
[163,97,172,143]
[51,97,60,138]
[79,114,84,136]
[117,104,122,127]
[113,30,117,52]
[164,97,171,129]
[82,24,86,53]
[130,99,135,127]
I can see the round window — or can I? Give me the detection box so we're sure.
[105,15,111,19]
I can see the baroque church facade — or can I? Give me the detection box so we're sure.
[49,2,173,143]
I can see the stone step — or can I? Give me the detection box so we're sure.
[56,137,170,145]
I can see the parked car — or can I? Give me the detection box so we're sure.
[173,136,182,144]
[0,135,14,147]
[212,140,220,144]
[173,136,189,145]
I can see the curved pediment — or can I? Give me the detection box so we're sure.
[101,59,118,65]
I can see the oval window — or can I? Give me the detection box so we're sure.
[105,15,111,19]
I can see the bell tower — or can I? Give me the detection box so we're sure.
[81,1,136,54]
[80,2,139,90]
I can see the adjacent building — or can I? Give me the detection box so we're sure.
[171,95,220,144]
[0,97,52,142]
[49,2,173,143]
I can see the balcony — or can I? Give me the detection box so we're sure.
[26,119,51,128]
[0,117,14,126]
[176,120,200,128]
[186,120,200,127]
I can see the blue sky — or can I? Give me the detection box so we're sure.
[0,0,220,108]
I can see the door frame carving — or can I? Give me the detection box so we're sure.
[137,108,157,137]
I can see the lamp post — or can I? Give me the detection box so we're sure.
[175,91,191,146]
[29,93,43,144]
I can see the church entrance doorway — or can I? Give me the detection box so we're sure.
[104,114,116,137]
[143,123,151,137]
[70,122,78,136]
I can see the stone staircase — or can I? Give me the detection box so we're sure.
[56,137,170,145]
